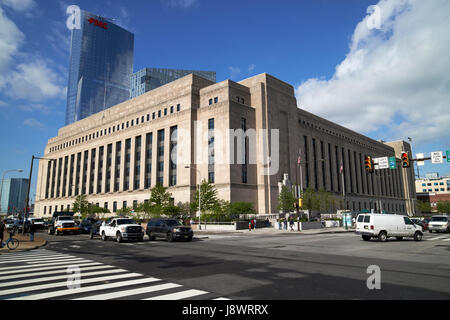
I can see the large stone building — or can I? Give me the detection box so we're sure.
[34,73,416,217]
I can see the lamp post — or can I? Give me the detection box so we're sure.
[22,156,56,234]
[0,169,23,216]
[185,166,202,230]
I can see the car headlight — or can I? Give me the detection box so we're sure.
[173,228,180,232]
[121,227,126,232]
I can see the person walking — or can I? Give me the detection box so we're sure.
[283,219,287,230]
[90,221,98,239]
[29,221,36,242]
[289,217,294,231]
[248,220,252,231]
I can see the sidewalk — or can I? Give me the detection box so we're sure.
[194,226,355,236]
[0,233,47,254]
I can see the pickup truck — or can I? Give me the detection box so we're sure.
[100,218,144,243]
[48,212,79,235]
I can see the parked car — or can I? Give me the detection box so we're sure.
[29,218,45,230]
[13,219,31,232]
[47,212,79,235]
[4,219,15,231]
[146,218,193,242]
[428,215,449,233]
[355,213,423,242]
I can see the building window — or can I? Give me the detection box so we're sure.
[209,99,213,105]
[177,104,180,112]
[170,106,174,114]
[214,97,218,104]
[113,201,117,213]
[158,110,161,118]
[164,108,167,116]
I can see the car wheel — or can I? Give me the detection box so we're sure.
[396,237,403,241]
[102,231,107,241]
[414,231,423,241]
[148,233,155,241]
[378,231,387,242]
[185,236,193,242]
[167,232,174,242]
[362,235,371,241]
[116,232,122,243]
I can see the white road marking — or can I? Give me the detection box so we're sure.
[0,262,100,274]
[143,289,208,300]
[73,282,181,300]
[0,268,125,288]
[8,277,160,300]
[0,256,78,264]
[2,273,145,298]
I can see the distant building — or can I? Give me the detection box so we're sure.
[130,68,216,99]
[65,10,134,125]
[415,175,450,210]
[0,178,29,216]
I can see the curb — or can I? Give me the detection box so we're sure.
[0,240,48,254]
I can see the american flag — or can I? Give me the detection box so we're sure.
[340,164,343,174]
[297,156,301,165]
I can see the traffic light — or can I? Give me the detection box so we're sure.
[401,151,410,168]
[365,155,373,173]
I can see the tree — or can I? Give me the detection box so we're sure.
[277,185,296,213]
[73,195,89,217]
[436,201,450,213]
[116,207,132,216]
[300,187,320,211]
[191,180,220,214]
[230,202,255,215]
[417,200,432,213]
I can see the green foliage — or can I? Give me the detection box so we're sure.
[116,207,132,216]
[436,201,450,213]
[191,180,220,214]
[230,202,256,215]
[73,195,89,215]
[417,200,432,213]
[300,187,340,212]
[278,185,296,213]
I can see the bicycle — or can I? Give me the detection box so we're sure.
[0,235,20,250]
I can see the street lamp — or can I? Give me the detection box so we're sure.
[0,169,23,216]
[185,165,202,230]
[22,156,56,234]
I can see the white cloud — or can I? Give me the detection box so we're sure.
[5,60,66,101]
[295,0,450,145]
[23,118,46,130]
[0,7,24,82]
[228,66,241,79]
[164,0,199,9]
[0,0,35,13]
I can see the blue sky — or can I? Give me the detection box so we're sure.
[0,0,449,203]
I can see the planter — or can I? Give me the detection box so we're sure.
[299,221,323,230]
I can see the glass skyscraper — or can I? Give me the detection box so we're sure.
[130,68,216,99]
[65,10,134,125]
[0,178,28,215]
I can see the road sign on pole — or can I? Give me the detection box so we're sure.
[375,157,389,169]
[431,151,443,164]
[389,157,396,169]
[416,153,425,166]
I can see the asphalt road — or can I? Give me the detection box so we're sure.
[2,230,450,300]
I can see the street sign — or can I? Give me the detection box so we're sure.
[447,150,450,163]
[375,157,389,169]
[416,153,425,166]
[389,156,396,169]
[431,151,443,164]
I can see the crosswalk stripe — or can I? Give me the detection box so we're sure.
[0,262,100,275]
[425,236,447,241]
[1,273,145,299]
[0,268,126,288]
[442,238,450,242]
[8,276,160,300]
[214,297,231,300]
[0,256,78,264]
[73,283,182,300]
[0,254,73,262]
[0,265,119,281]
[25,258,87,265]
[143,289,209,300]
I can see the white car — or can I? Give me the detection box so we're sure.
[428,215,449,233]
[356,213,423,242]
[100,218,144,242]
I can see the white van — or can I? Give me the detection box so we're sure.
[355,213,423,242]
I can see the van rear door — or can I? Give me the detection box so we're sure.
[356,215,372,234]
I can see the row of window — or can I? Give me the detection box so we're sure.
[421,182,446,186]
[45,127,178,199]
[49,104,182,153]
[302,135,404,199]
[422,188,450,192]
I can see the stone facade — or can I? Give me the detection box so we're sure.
[34,73,417,217]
